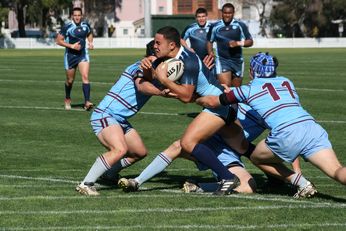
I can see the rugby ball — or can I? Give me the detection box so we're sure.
[163,58,184,82]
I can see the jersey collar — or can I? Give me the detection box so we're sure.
[174,46,184,59]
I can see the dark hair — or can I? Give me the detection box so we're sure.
[195,8,207,16]
[156,26,181,47]
[222,3,234,12]
[145,40,155,57]
[72,7,83,14]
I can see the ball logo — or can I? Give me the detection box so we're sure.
[162,58,184,81]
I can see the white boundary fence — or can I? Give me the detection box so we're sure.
[1,37,346,49]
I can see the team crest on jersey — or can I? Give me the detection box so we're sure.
[232,26,237,30]
[83,27,86,31]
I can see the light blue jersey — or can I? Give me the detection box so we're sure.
[231,76,314,131]
[226,75,331,162]
[181,22,211,59]
[90,61,157,135]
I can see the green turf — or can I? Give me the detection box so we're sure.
[0,48,345,230]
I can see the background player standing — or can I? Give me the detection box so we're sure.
[207,3,253,87]
[181,7,211,61]
[56,7,94,110]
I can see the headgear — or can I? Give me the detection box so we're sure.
[250,52,278,78]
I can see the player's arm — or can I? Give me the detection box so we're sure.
[180,38,194,52]
[196,90,239,108]
[56,33,81,50]
[135,77,173,97]
[87,32,94,49]
[206,41,214,57]
[154,62,195,103]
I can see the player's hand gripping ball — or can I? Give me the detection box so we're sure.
[163,58,184,82]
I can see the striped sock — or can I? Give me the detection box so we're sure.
[135,153,172,186]
[120,158,132,168]
[290,172,308,188]
[103,158,132,179]
[82,155,110,184]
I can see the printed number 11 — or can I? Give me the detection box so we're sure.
[262,81,295,101]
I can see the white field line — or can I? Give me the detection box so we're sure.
[0,105,345,123]
[1,204,346,215]
[1,174,346,203]
[2,223,346,231]
[0,78,345,92]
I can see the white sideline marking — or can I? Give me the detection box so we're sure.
[0,174,77,184]
[1,204,346,215]
[296,87,344,92]
[0,105,345,123]
[2,223,346,230]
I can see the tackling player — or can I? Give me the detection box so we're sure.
[75,41,174,196]
[56,7,94,110]
[118,103,315,198]
[197,52,346,191]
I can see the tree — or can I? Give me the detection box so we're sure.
[244,0,273,37]
[0,1,10,37]
[270,0,346,38]
[12,0,72,37]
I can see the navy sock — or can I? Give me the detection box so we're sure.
[191,144,234,180]
[65,83,72,99]
[82,83,91,102]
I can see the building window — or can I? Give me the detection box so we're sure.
[198,0,213,11]
[159,6,164,13]
[123,28,128,35]
[177,0,192,13]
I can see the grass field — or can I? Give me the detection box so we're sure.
[0,48,345,230]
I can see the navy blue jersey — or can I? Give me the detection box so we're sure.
[181,22,211,59]
[207,19,252,60]
[59,21,92,55]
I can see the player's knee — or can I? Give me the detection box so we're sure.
[335,167,346,185]
[180,138,195,154]
[109,146,128,157]
[134,149,148,159]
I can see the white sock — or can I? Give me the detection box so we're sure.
[135,152,172,186]
[82,156,110,184]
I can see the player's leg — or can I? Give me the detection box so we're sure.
[307,149,346,184]
[76,124,128,195]
[78,61,93,110]
[119,140,182,191]
[64,68,76,110]
[251,140,317,198]
[217,119,248,155]
[181,112,240,194]
[183,166,256,194]
[101,128,148,183]
[230,166,256,193]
